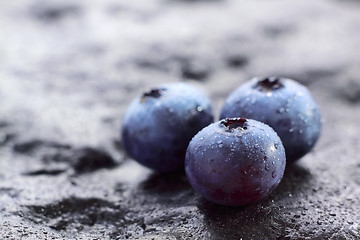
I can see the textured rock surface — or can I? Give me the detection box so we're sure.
[0,0,359,239]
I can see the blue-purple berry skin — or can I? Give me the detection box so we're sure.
[121,82,214,172]
[185,118,286,206]
[220,77,322,162]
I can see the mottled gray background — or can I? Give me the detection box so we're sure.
[0,0,359,239]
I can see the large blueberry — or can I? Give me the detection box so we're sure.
[185,118,286,206]
[220,77,322,162]
[121,82,214,172]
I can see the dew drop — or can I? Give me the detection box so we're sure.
[265,164,270,171]
[272,171,276,178]
[289,128,294,133]
[197,106,203,112]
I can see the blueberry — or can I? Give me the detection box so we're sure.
[121,82,214,172]
[185,118,286,206]
[220,77,322,162]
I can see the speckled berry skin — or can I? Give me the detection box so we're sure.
[220,77,322,162]
[121,82,214,172]
[185,118,286,206]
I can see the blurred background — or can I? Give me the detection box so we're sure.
[0,0,359,239]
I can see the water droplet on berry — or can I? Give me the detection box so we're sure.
[272,171,276,178]
[265,164,270,171]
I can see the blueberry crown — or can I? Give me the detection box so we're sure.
[141,88,166,102]
[255,77,284,91]
[221,117,248,130]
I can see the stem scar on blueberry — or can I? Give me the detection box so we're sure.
[141,88,166,103]
[255,77,284,92]
[221,117,248,131]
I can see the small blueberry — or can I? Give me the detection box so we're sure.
[185,117,286,206]
[220,77,322,162]
[121,82,214,172]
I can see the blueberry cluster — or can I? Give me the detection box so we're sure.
[121,77,321,206]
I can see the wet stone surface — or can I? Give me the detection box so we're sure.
[0,0,360,239]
